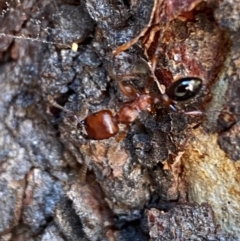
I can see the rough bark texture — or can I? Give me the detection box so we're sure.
[182,0,240,237]
[0,0,239,240]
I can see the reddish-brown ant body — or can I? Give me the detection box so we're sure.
[49,77,202,140]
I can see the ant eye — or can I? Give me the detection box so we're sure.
[166,77,202,101]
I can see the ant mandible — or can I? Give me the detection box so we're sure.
[49,77,202,140]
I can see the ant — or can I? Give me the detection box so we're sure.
[48,76,202,140]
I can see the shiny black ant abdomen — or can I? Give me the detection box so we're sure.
[166,77,202,101]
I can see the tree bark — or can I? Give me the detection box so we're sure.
[0,0,239,240]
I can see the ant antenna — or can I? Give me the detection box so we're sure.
[140,58,165,94]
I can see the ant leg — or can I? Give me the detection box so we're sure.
[183,110,204,116]
[117,80,140,100]
[73,115,83,123]
[112,36,140,56]
[115,127,129,142]
[169,104,178,112]
[48,95,84,131]
[145,59,165,94]
[47,95,73,113]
